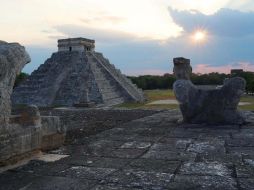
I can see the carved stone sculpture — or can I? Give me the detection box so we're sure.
[173,57,246,124]
[173,57,192,80]
[0,41,65,165]
[0,41,30,126]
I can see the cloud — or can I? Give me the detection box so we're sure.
[237,62,254,71]
[226,0,254,12]
[22,24,171,75]
[164,0,231,14]
[23,6,254,76]
[54,24,140,44]
[80,15,126,25]
[169,7,254,37]
[125,69,167,76]
[194,62,254,74]
[164,7,254,73]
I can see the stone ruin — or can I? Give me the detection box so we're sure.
[12,37,145,107]
[0,41,65,166]
[173,57,246,124]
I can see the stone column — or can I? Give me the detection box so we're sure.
[173,57,246,124]
[173,57,192,80]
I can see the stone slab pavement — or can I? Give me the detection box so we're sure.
[1,110,254,190]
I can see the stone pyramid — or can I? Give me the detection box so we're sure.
[12,38,144,107]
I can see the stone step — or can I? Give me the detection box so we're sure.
[23,80,45,85]
[103,96,123,102]
[16,85,47,91]
[101,92,121,99]
[91,53,144,101]
[98,86,118,92]
[103,97,125,105]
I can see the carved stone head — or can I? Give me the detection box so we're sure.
[0,41,30,126]
[173,57,192,80]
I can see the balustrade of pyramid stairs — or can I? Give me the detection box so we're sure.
[92,52,144,102]
[87,53,126,105]
[95,53,142,92]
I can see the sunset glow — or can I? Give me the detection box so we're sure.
[193,30,207,42]
[0,0,254,75]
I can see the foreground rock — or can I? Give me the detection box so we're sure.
[0,41,65,166]
[173,57,246,124]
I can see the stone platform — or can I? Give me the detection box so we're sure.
[1,110,254,190]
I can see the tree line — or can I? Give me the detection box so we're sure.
[14,72,29,88]
[15,71,254,94]
[128,72,254,94]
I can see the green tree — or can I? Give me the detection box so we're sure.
[14,72,29,88]
[128,71,254,91]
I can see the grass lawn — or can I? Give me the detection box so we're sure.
[144,89,175,100]
[239,95,254,111]
[116,89,254,111]
[116,89,177,109]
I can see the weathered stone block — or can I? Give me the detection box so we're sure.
[173,57,246,124]
[179,162,232,176]
[173,57,192,80]
[172,175,237,190]
[40,116,66,151]
[10,105,41,126]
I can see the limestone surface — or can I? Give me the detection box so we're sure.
[1,110,254,189]
[173,57,192,80]
[0,41,30,125]
[173,57,246,124]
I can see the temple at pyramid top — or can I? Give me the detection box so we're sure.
[58,37,95,52]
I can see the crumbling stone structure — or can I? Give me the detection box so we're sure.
[173,57,246,124]
[12,37,144,107]
[0,41,65,166]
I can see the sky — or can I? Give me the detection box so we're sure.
[1,0,254,75]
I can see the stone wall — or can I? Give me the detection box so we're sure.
[39,108,160,142]
[1,114,63,166]
[58,45,86,52]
